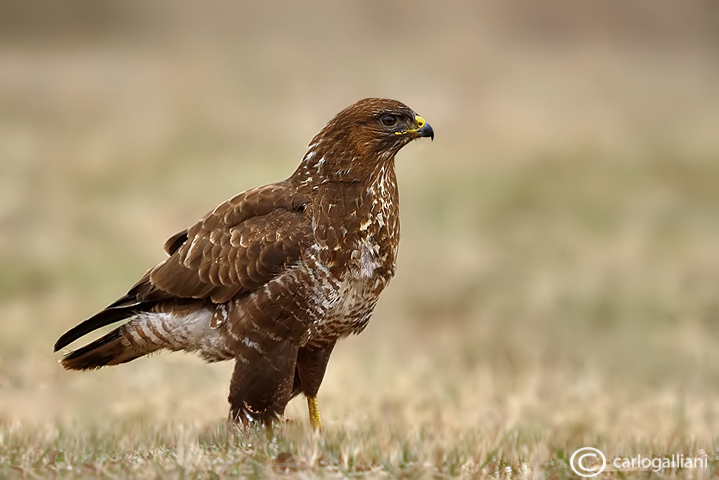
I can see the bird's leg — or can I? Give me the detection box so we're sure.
[307,396,322,431]
[294,342,335,431]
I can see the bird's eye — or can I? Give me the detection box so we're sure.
[380,115,398,127]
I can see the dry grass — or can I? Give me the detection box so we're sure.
[2,1,719,478]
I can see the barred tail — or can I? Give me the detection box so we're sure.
[59,309,228,371]
[60,317,164,370]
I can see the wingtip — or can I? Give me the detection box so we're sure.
[52,303,141,354]
[54,330,76,352]
[53,338,67,353]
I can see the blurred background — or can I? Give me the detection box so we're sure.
[1,0,719,438]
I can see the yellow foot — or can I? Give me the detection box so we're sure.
[307,396,322,431]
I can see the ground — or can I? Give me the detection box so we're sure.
[1,1,719,478]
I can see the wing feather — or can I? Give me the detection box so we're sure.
[148,183,310,302]
[56,182,310,350]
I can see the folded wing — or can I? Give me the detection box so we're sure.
[54,182,311,352]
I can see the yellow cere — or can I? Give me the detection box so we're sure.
[395,115,427,135]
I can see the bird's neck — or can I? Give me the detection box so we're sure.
[292,146,399,188]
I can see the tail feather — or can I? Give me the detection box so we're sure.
[54,273,167,352]
[54,299,149,352]
[60,316,168,370]
[58,308,228,371]
[60,328,153,370]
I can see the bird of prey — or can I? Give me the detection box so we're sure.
[54,98,433,429]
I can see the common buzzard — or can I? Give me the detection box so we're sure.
[54,98,434,429]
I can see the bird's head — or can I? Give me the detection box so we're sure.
[295,98,433,183]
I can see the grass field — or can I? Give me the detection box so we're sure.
[2,1,719,478]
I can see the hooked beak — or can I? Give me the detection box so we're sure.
[394,114,435,141]
[416,123,434,141]
[414,115,434,141]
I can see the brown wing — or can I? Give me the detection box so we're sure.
[54,182,311,351]
[144,183,310,304]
